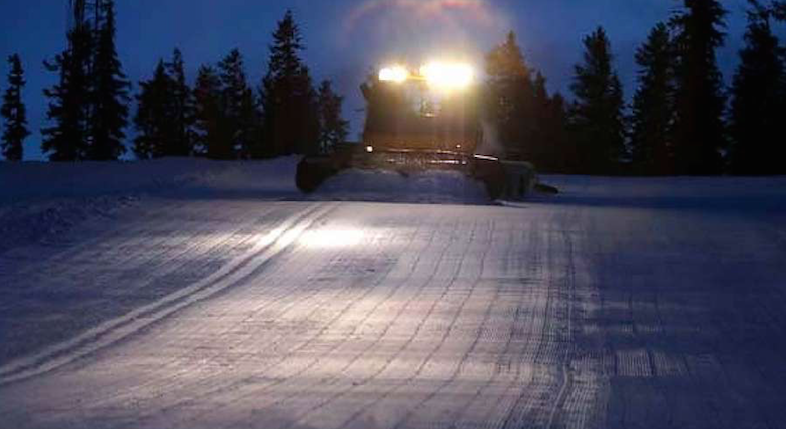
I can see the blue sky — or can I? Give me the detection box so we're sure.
[0,0,776,160]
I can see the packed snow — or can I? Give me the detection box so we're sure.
[1,157,785,429]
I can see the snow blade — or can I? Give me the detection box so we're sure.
[296,148,541,203]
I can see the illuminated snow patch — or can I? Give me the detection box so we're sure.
[299,228,365,248]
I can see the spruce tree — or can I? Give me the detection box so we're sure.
[166,48,194,157]
[670,0,728,175]
[193,65,223,159]
[218,49,255,159]
[42,23,93,161]
[569,27,626,175]
[89,0,129,160]
[1,54,29,161]
[544,92,575,173]
[729,0,785,175]
[630,23,676,175]
[316,80,349,154]
[530,72,553,169]
[134,60,174,159]
[484,31,536,159]
[772,1,786,19]
[135,50,197,159]
[529,73,573,173]
[262,10,319,156]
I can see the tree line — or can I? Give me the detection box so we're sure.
[1,0,785,176]
[1,5,348,163]
[484,0,786,176]
[133,11,348,161]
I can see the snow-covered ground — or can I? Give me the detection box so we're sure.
[0,158,495,254]
[0,158,785,429]
[0,158,302,254]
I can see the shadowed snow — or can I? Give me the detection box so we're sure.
[308,168,491,204]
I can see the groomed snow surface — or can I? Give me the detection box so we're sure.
[0,157,785,429]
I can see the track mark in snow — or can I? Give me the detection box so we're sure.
[102,210,438,429]
[545,221,576,429]
[332,220,486,429]
[0,202,339,386]
[169,222,414,429]
[239,216,466,429]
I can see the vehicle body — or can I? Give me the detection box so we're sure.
[296,62,536,199]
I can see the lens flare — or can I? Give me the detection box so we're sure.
[345,0,500,31]
[340,0,510,58]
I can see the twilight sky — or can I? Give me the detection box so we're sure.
[0,0,777,160]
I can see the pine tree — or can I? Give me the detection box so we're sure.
[135,50,198,160]
[772,1,786,20]
[528,73,573,173]
[529,72,552,169]
[1,54,29,161]
[218,49,256,159]
[89,0,129,160]
[316,80,349,154]
[729,0,786,175]
[166,48,194,157]
[484,31,537,159]
[670,0,728,175]
[569,27,626,175]
[134,61,175,159]
[262,10,319,156]
[193,65,223,159]
[630,23,676,175]
[42,23,93,161]
[544,92,575,173]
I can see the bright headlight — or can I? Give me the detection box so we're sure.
[379,66,409,83]
[420,62,474,90]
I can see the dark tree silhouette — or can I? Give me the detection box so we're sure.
[670,0,728,175]
[1,54,29,161]
[729,0,786,175]
[134,60,175,159]
[89,0,129,161]
[630,23,676,175]
[484,32,573,172]
[261,10,319,156]
[43,0,130,161]
[134,50,197,159]
[531,74,573,173]
[543,92,575,173]
[218,49,256,159]
[193,65,224,159]
[42,22,93,161]
[569,27,626,175]
[772,1,786,19]
[167,48,195,157]
[316,80,349,154]
[484,31,536,159]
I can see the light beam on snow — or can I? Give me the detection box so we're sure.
[299,228,366,249]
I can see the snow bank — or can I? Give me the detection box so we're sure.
[0,157,300,204]
[308,168,492,204]
[0,157,498,253]
[0,157,301,253]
